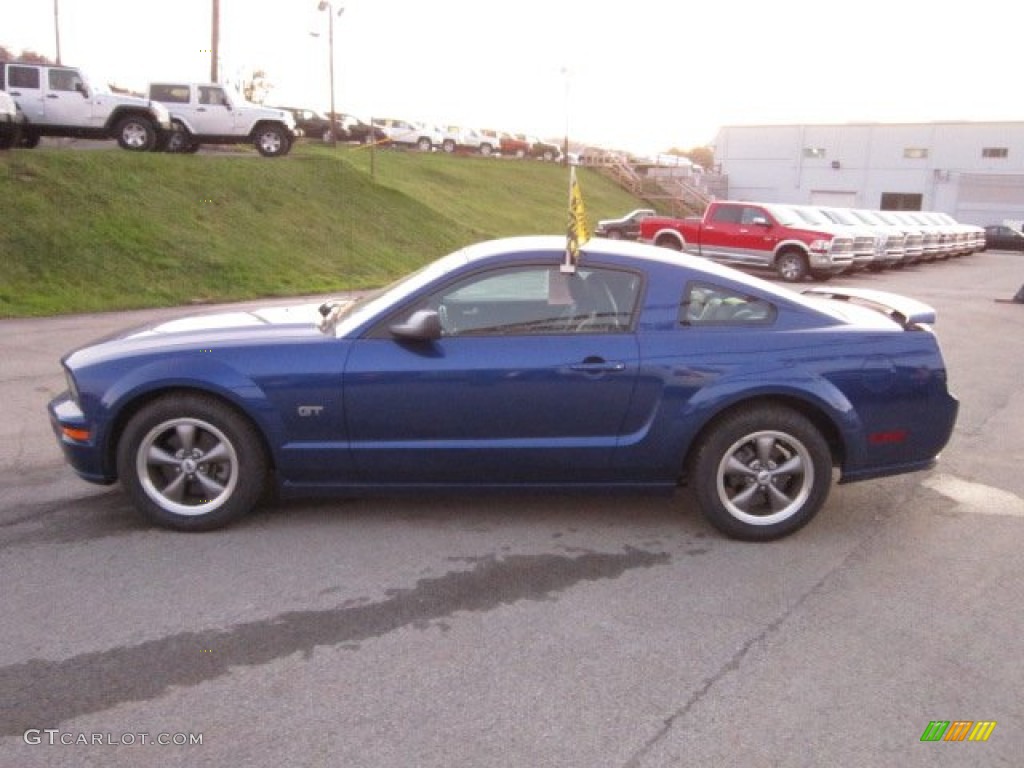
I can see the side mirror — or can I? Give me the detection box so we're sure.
[389,309,441,341]
[75,82,89,98]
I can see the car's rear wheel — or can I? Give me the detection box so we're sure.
[166,122,193,153]
[775,250,809,282]
[690,406,832,540]
[654,235,682,251]
[417,137,433,152]
[442,139,456,153]
[480,143,493,156]
[116,394,268,531]
[115,115,157,151]
[254,124,290,157]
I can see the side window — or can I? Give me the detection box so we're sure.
[199,87,226,106]
[403,265,641,337]
[741,207,767,225]
[48,68,83,92]
[680,282,776,326]
[8,65,41,89]
[151,85,189,103]
[709,205,742,224]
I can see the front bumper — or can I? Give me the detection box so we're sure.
[47,393,115,485]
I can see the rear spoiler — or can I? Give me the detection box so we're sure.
[802,287,937,329]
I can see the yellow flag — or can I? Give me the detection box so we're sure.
[565,166,589,270]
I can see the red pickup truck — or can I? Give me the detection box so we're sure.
[638,201,855,282]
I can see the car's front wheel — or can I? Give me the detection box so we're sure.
[690,406,832,541]
[116,394,268,531]
[254,124,290,157]
[115,115,157,151]
[775,250,809,282]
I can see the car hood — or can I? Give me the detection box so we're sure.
[65,303,328,367]
[124,304,322,338]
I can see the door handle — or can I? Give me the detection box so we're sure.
[47,94,59,99]
[570,358,626,373]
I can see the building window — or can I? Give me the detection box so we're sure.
[880,193,923,211]
[982,147,1009,159]
[803,147,827,159]
[903,147,929,159]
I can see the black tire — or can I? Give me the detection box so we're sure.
[116,394,268,531]
[253,124,290,157]
[690,406,832,541]
[480,143,493,157]
[442,139,456,153]
[20,131,40,149]
[417,136,432,152]
[115,114,157,151]
[165,122,192,153]
[775,250,809,282]
[607,229,623,240]
[655,235,683,251]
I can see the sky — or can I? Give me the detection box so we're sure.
[2,0,1020,156]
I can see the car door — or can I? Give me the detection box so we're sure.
[193,86,235,136]
[42,67,92,128]
[3,64,44,123]
[701,204,777,267]
[343,264,643,485]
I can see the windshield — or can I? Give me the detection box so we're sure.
[331,248,470,336]
[823,208,858,225]
[791,206,831,226]
[763,205,803,227]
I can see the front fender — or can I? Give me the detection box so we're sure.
[91,357,283,477]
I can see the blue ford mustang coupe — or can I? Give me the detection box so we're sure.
[48,236,958,540]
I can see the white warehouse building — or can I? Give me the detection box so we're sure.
[712,122,1024,227]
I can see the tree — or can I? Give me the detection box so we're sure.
[0,47,55,64]
[240,69,272,104]
[665,145,714,171]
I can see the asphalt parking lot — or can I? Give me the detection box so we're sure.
[1,250,1022,767]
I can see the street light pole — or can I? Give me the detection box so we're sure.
[53,0,62,65]
[317,1,344,149]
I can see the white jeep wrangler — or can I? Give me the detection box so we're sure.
[148,83,297,157]
[0,61,172,151]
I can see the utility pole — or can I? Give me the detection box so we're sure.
[53,0,62,65]
[211,0,220,82]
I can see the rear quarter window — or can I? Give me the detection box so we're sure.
[680,282,777,326]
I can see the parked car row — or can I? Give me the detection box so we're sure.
[276,107,564,161]
[629,199,986,279]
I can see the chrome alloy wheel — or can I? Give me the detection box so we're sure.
[257,129,283,155]
[135,417,240,517]
[120,120,151,149]
[715,429,814,527]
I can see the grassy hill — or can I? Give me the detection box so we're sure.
[0,142,651,317]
